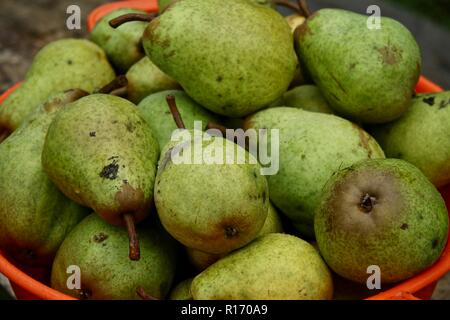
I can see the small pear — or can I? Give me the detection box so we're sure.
[51,214,177,300]
[0,39,115,134]
[127,57,180,104]
[91,8,148,72]
[42,93,160,260]
[0,90,89,266]
[191,233,333,300]
[315,159,448,283]
[142,0,298,117]
[296,9,421,123]
[244,107,385,236]
[371,91,450,187]
[169,278,194,300]
[137,90,220,148]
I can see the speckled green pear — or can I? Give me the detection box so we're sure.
[143,0,298,117]
[155,132,269,254]
[371,91,450,187]
[296,9,421,123]
[42,94,160,226]
[186,202,284,271]
[191,233,333,300]
[51,214,177,299]
[137,90,220,148]
[244,107,385,236]
[91,8,148,72]
[282,85,334,114]
[315,159,448,283]
[126,57,179,104]
[0,90,89,267]
[169,278,194,300]
[0,39,115,134]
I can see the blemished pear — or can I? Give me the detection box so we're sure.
[155,131,269,255]
[244,107,385,236]
[0,39,115,135]
[143,0,298,117]
[91,8,148,72]
[127,57,180,104]
[137,90,220,148]
[0,90,89,266]
[186,202,284,271]
[371,91,450,187]
[296,9,421,123]
[42,94,160,260]
[315,159,448,283]
[191,233,333,300]
[51,214,178,300]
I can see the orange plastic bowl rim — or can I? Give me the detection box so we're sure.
[0,0,449,300]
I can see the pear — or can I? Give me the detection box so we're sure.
[169,278,194,300]
[282,85,334,114]
[91,8,148,72]
[0,39,115,135]
[42,94,160,260]
[186,202,284,271]
[51,214,177,300]
[137,90,220,148]
[296,9,421,123]
[155,96,269,254]
[142,0,298,117]
[0,90,89,267]
[371,91,450,187]
[126,57,179,104]
[191,233,333,300]
[315,159,449,284]
[244,107,385,236]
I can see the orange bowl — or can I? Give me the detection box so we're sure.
[0,0,449,300]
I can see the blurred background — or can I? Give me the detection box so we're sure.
[0,0,449,300]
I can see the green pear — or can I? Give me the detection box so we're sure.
[142,0,298,117]
[137,90,220,148]
[169,278,194,300]
[315,159,448,284]
[155,128,269,255]
[0,90,89,267]
[191,233,333,300]
[51,214,177,300]
[42,94,160,259]
[282,85,334,114]
[126,57,179,104]
[186,202,284,271]
[296,9,421,123]
[244,107,385,236]
[0,39,115,134]
[91,8,148,72]
[371,91,450,187]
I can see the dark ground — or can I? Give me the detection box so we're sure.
[0,0,448,300]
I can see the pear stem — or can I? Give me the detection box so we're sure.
[109,13,155,29]
[124,213,140,261]
[136,287,159,300]
[64,88,90,101]
[96,75,128,95]
[272,0,303,15]
[166,95,186,129]
[297,0,311,18]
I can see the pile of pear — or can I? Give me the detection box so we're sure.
[0,0,448,300]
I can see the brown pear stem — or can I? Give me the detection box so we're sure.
[64,88,90,101]
[166,95,186,129]
[109,87,128,97]
[96,75,128,94]
[272,0,303,15]
[124,213,140,261]
[298,0,311,18]
[109,13,155,29]
[136,287,159,300]
[207,122,227,136]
